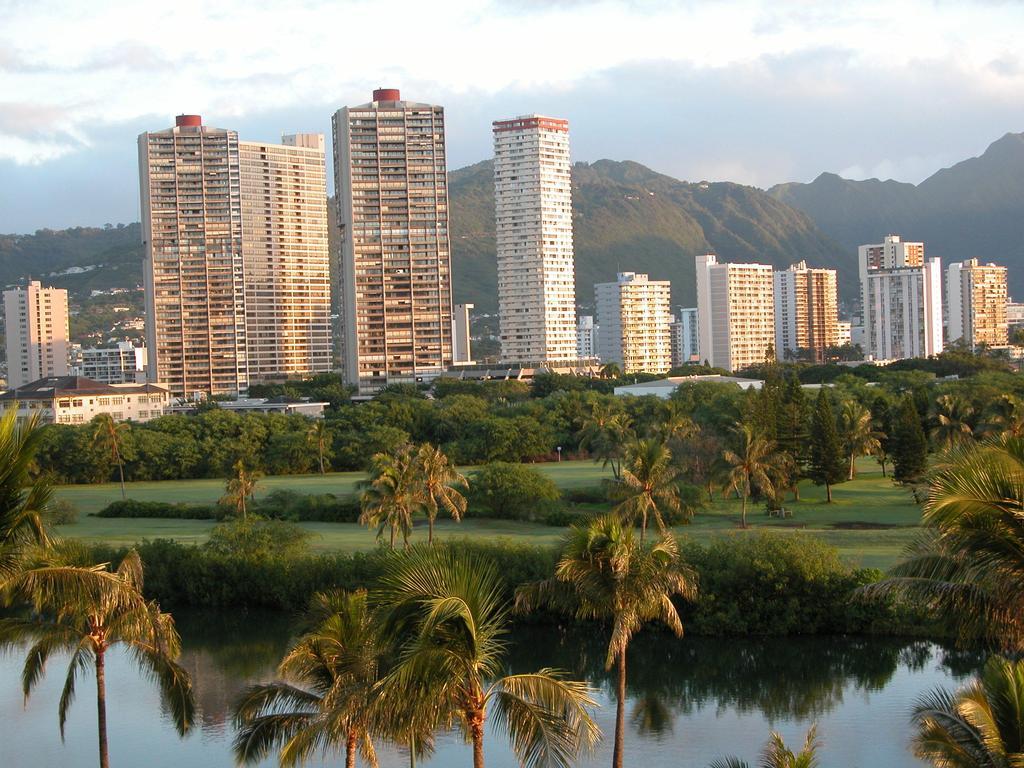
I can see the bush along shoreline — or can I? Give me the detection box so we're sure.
[83,532,932,637]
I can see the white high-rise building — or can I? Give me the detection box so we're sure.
[670,307,699,367]
[80,342,147,384]
[858,235,942,360]
[695,255,775,371]
[139,115,248,398]
[239,133,332,382]
[453,303,473,364]
[773,261,839,362]
[493,115,577,362]
[576,315,597,359]
[333,89,454,393]
[595,273,672,374]
[3,281,70,389]
[946,259,1008,350]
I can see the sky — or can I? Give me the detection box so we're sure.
[2,0,1024,233]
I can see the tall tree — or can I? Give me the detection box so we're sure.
[414,443,468,545]
[891,395,929,484]
[722,423,785,527]
[807,389,845,502]
[613,437,684,540]
[222,459,261,521]
[577,402,631,480]
[516,514,697,768]
[91,413,129,500]
[708,725,820,768]
[838,400,883,480]
[359,447,423,550]
[233,589,398,768]
[377,547,600,768]
[910,656,1024,767]
[870,394,895,477]
[776,374,811,500]
[0,409,52,585]
[0,550,194,768]
[980,393,1024,439]
[864,437,1024,650]
[306,420,333,475]
[930,394,975,452]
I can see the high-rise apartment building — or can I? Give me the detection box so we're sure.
[493,115,577,362]
[858,235,942,360]
[595,272,672,374]
[332,89,454,393]
[139,115,248,398]
[576,315,597,359]
[773,261,839,362]
[3,281,70,388]
[670,307,699,367]
[239,133,332,382]
[947,259,1008,350]
[695,255,775,371]
[452,303,473,364]
[80,342,146,384]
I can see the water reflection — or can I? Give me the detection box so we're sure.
[0,611,986,768]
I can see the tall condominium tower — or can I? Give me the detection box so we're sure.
[239,133,332,382]
[452,303,474,364]
[139,115,248,398]
[3,281,70,388]
[858,235,942,360]
[947,259,1008,350]
[695,254,775,372]
[332,89,454,393]
[773,261,839,362]
[670,307,699,367]
[493,115,577,362]
[595,272,673,374]
[576,315,597,359]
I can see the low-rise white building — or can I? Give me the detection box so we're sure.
[0,376,170,424]
[79,342,147,384]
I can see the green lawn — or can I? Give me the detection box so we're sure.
[55,458,922,570]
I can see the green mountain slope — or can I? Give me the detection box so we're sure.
[770,132,1024,296]
[450,158,855,311]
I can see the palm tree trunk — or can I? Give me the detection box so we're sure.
[741,494,747,529]
[96,647,109,768]
[319,447,325,475]
[117,460,126,500]
[428,514,434,545]
[880,457,887,477]
[468,707,486,768]
[345,731,357,768]
[848,454,856,481]
[791,482,800,501]
[390,522,396,551]
[825,481,832,503]
[613,649,626,768]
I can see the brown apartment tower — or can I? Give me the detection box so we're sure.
[138,115,248,398]
[332,89,454,394]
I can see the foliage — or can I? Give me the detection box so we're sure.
[467,462,561,521]
[723,423,787,527]
[891,395,929,483]
[613,437,688,538]
[708,725,821,768]
[204,520,311,559]
[807,389,845,501]
[0,409,52,584]
[359,446,422,550]
[96,499,220,520]
[42,499,79,525]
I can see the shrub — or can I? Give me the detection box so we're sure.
[466,462,561,521]
[43,499,79,525]
[562,486,608,505]
[542,508,583,527]
[95,499,220,519]
[254,489,360,522]
[204,519,311,558]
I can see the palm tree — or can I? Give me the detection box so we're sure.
[613,437,685,541]
[377,546,600,768]
[910,656,1024,767]
[307,420,333,475]
[930,394,975,452]
[91,413,129,499]
[359,447,423,550]
[980,393,1024,439]
[415,443,468,545]
[577,402,632,480]
[516,514,697,768]
[863,436,1024,650]
[708,725,820,768]
[722,423,785,529]
[222,459,261,521]
[838,400,883,480]
[599,362,622,379]
[657,401,697,443]
[233,589,395,768]
[0,409,52,585]
[0,550,194,768]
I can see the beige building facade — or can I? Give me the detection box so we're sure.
[947,258,1008,350]
[493,115,577,362]
[332,89,454,393]
[139,115,248,398]
[239,134,332,382]
[0,376,169,424]
[3,281,70,389]
[595,272,673,374]
[773,261,839,362]
[695,255,775,371]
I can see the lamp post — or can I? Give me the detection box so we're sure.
[556,445,562,462]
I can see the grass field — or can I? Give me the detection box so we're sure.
[54,458,922,570]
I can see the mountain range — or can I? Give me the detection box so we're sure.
[3,129,1023,323]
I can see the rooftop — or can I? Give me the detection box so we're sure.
[0,376,167,400]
